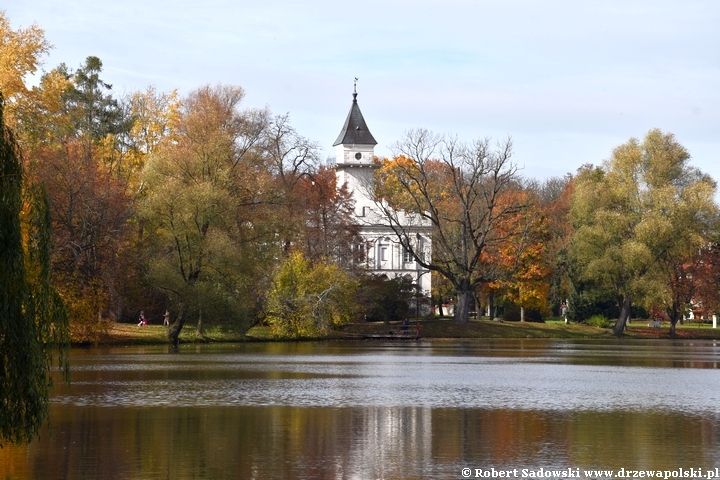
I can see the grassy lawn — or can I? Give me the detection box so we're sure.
[90,317,720,346]
[339,317,720,340]
[92,323,246,346]
[338,317,615,339]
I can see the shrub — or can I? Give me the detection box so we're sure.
[586,314,612,328]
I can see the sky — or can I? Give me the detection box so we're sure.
[5,0,720,183]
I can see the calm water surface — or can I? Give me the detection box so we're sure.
[2,339,720,479]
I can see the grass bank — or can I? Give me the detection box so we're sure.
[346,318,720,340]
[88,323,246,346]
[90,317,720,346]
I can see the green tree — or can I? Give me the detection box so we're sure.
[356,274,414,323]
[140,84,271,345]
[1,94,69,446]
[570,129,718,335]
[265,252,359,338]
[58,56,132,169]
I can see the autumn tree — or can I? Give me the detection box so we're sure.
[1,94,69,446]
[16,57,134,338]
[121,86,179,186]
[140,84,272,345]
[693,243,720,318]
[489,189,551,321]
[0,15,135,333]
[538,175,574,316]
[33,139,131,338]
[657,243,711,333]
[265,252,359,338]
[374,129,531,324]
[570,129,718,335]
[8,68,71,155]
[0,10,52,128]
[294,167,360,266]
[263,113,320,190]
[258,113,326,254]
[431,271,456,316]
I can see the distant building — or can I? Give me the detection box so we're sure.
[332,87,432,312]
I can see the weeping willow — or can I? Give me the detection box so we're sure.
[0,93,69,446]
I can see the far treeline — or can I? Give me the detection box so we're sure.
[3,11,720,348]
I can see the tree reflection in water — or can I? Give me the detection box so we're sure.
[2,342,720,479]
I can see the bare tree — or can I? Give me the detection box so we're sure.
[372,128,531,324]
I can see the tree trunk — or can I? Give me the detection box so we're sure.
[612,296,631,336]
[196,309,203,336]
[167,306,186,347]
[520,306,525,322]
[668,301,681,336]
[454,279,472,324]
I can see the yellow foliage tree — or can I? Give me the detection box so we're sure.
[266,253,359,338]
[571,129,718,335]
[123,86,180,187]
[0,10,51,126]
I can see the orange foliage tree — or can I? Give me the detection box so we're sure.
[488,189,551,320]
[32,138,130,339]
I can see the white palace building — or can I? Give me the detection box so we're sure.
[332,88,432,312]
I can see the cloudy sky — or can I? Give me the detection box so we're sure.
[5,1,719,183]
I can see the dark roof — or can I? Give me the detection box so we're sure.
[333,93,378,146]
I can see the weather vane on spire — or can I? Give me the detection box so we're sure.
[354,77,359,94]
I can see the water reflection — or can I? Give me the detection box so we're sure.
[2,340,720,479]
[50,341,720,413]
[3,406,719,479]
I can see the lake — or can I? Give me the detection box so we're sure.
[2,339,720,479]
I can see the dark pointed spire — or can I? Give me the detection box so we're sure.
[333,80,377,146]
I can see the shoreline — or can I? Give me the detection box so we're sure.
[76,318,720,347]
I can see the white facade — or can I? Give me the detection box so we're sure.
[333,91,432,311]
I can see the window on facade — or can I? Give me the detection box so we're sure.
[353,243,366,267]
[380,245,388,262]
[403,248,413,264]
